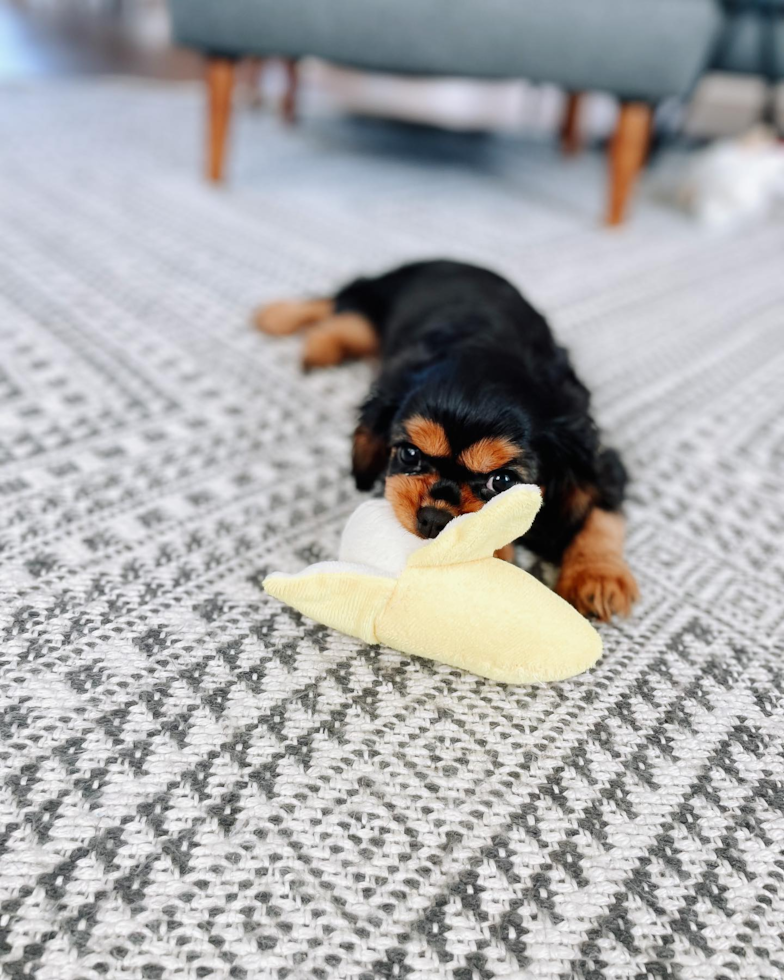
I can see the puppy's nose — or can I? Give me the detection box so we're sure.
[416,506,453,539]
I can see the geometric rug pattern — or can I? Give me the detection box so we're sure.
[1,82,783,978]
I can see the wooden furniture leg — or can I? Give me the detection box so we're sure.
[206,56,236,182]
[606,101,652,226]
[281,57,298,124]
[560,92,583,155]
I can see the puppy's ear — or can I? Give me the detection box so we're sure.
[351,389,397,491]
[535,413,599,494]
[352,423,389,491]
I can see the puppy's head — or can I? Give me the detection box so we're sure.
[353,354,600,538]
[384,409,534,537]
[362,359,538,536]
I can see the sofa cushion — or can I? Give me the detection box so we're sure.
[169,0,721,100]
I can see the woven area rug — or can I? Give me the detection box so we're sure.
[1,81,783,980]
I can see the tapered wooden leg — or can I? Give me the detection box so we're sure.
[606,101,652,226]
[206,57,236,183]
[280,57,298,125]
[560,92,583,155]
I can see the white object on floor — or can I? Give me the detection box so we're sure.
[678,126,784,227]
[338,498,426,577]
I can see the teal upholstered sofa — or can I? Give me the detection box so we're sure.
[168,0,723,223]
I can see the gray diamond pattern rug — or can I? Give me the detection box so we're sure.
[1,81,783,980]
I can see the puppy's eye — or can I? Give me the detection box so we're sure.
[486,470,519,495]
[397,445,422,468]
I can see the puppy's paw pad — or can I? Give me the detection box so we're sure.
[253,302,304,335]
[556,560,639,621]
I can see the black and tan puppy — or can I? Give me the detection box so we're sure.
[255,260,638,620]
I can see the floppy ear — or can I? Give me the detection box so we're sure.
[351,388,397,491]
[352,422,389,491]
[352,359,428,490]
[535,413,599,494]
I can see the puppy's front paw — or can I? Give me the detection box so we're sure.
[556,558,639,621]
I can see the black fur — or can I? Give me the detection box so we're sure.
[338,259,628,562]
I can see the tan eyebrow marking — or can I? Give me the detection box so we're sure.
[458,437,520,473]
[405,416,451,457]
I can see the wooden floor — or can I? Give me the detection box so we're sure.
[0,0,200,80]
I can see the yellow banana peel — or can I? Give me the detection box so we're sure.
[263,485,602,684]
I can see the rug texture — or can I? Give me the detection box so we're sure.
[1,81,783,980]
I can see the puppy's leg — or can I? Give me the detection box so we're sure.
[302,313,379,369]
[253,298,334,336]
[555,507,638,621]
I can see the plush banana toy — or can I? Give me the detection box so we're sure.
[263,484,602,684]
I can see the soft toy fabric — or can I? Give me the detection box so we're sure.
[263,484,602,684]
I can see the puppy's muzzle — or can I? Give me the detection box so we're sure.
[416,506,453,539]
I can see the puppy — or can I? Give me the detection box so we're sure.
[255,260,638,620]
